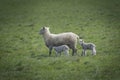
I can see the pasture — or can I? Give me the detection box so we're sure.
[0,0,120,80]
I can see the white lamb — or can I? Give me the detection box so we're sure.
[79,39,96,56]
[53,45,69,56]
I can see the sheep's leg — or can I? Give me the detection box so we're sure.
[55,52,58,57]
[92,47,96,55]
[49,47,53,56]
[72,49,74,56]
[64,50,69,56]
[67,50,69,56]
[84,50,86,56]
[72,48,77,56]
[82,49,86,56]
[81,50,84,56]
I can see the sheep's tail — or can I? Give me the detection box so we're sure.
[76,35,80,44]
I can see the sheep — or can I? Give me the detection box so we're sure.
[79,39,96,56]
[39,27,79,56]
[53,45,69,56]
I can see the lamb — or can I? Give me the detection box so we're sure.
[39,27,79,56]
[53,45,69,56]
[79,39,96,56]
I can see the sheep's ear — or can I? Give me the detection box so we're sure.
[45,27,49,30]
[80,39,84,43]
[82,39,84,42]
[47,27,50,29]
[43,27,45,30]
[79,39,82,41]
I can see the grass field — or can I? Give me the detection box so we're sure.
[0,0,120,80]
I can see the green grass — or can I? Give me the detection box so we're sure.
[0,0,120,80]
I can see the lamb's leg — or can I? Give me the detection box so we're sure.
[55,52,58,57]
[81,50,84,56]
[64,50,69,56]
[72,49,74,56]
[84,50,86,56]
[82,49,86,56]
[67,50,69,56]
[92,47,96,55]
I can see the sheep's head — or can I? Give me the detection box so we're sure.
[39,27,50,35]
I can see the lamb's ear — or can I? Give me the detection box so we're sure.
[47,27,50,30]
[82,39,84,42]
[80,39,84,43]
[82,39,83,41]
[45,27,49,30]
[79,39,82,41]
[43,27,45,30]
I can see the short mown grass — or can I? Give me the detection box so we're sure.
[0,0,120,80]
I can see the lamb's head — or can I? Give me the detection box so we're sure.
[79,39,84,45]
[39,27,50,35]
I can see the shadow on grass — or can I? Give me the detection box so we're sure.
[30,53,51,59]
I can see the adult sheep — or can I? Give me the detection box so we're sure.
[39,27,79,56]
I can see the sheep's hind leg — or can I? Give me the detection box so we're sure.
[64,50,69,56]
[92,48,96,55]
[55,52,58,57]
[72,48,77,56]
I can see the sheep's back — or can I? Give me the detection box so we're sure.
[47,32,78,47]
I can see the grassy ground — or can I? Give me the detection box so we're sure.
[0,0,120,80]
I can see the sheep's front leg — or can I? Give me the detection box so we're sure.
[49,47,53,56]
[72,49,74,56]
